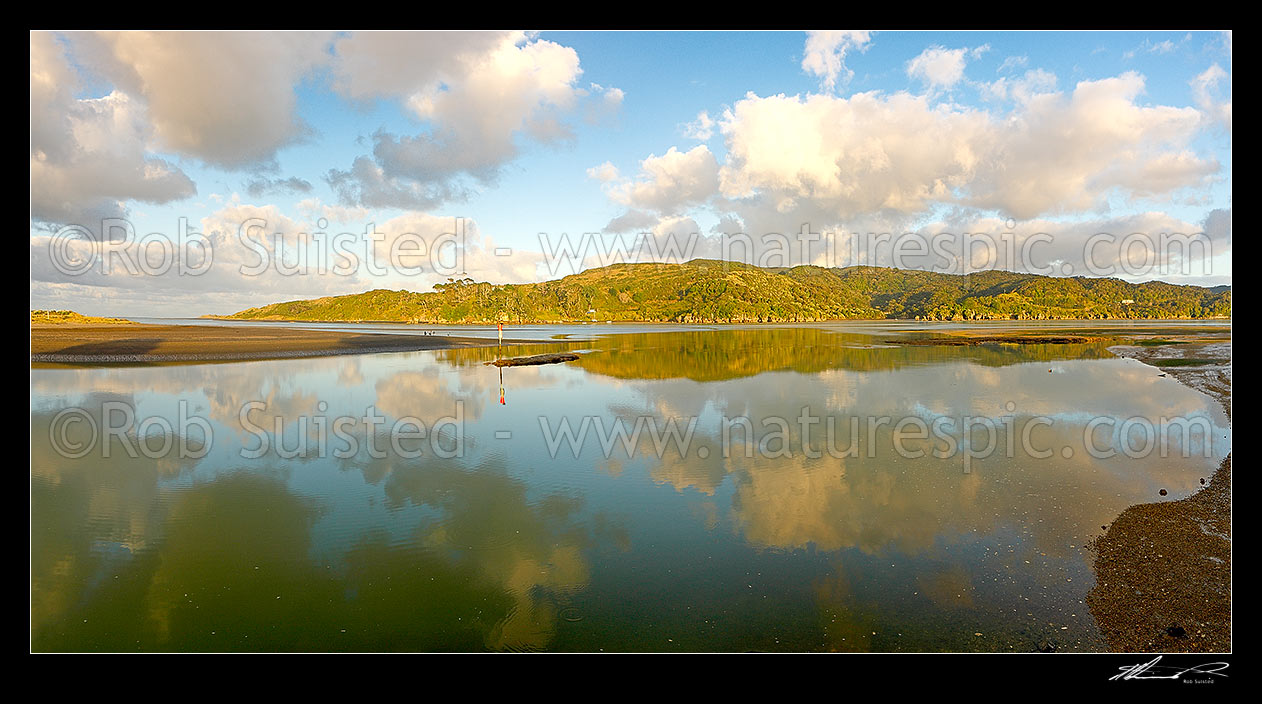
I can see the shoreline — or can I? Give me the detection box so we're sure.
[205,315,1232,325]
[1086,337,1231,652]
[31,323,533,366]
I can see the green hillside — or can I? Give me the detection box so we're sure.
[222,261,1232,323]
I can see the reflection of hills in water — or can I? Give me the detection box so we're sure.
[434,328,1116,382]
[31,326,1229,652]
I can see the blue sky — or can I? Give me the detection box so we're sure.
[31,30,1231,316]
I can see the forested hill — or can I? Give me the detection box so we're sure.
[222,260,1232,323]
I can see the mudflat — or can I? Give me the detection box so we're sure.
[486,352,581,367]
[31,323,518,365]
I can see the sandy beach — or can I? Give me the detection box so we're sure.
[31,323,524,365]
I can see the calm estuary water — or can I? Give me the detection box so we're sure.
[30,324,1230,651]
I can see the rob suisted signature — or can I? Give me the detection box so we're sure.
[1111,656,1229,682]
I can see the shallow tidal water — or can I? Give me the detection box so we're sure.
[30,323,1230,651]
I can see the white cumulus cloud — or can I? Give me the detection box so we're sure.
[801,31,872,91]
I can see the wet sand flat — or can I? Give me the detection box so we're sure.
[31,323,524,365]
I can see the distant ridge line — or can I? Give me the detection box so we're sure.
[221,260,1232,324]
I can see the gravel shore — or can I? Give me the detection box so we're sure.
[1087,337,1231,652]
